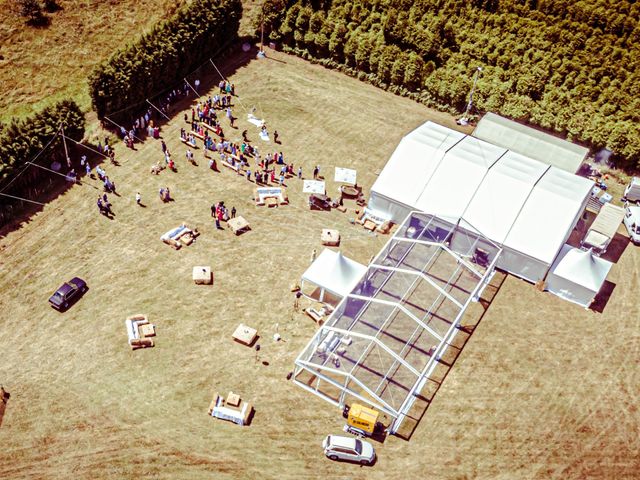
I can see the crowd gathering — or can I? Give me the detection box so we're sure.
[86,77,316,233]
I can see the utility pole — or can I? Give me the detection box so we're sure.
[60,124,71,169]
[463,66,482,121]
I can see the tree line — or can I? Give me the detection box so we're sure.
[0,100,85,224]
[260,0,640,170]
[89,0,242,121]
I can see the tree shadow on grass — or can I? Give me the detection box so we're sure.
[393,271,508,441]
[0,141,116,239]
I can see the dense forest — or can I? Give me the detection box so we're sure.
[260,0,640,169]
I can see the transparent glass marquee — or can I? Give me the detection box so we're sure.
[293,212,502,433]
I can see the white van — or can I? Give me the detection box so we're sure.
[623,205,640,245]
[623,177,640,204]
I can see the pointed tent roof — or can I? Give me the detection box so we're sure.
[550,245,613,292]
[301,249,367,297]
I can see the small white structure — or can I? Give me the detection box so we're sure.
[545,245,613,307]
[300,249,367,302]
[334,167,357,184]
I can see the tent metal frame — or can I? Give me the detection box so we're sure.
[293,211,502,434]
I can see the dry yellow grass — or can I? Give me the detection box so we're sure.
[0,48,638,480]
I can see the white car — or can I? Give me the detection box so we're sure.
[322,435,376,465]
[623,205,640,245]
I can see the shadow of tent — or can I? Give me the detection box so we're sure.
[600,232,629,264]
[393,271,508,441]
[590,280,616,314]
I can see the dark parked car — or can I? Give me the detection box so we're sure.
[48,277,87,311]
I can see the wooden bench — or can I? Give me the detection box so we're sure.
[305,307,324,324]
[191,130,205,141]
[201,122,224,138]
[222,160,243,174]
[180,136,198,148]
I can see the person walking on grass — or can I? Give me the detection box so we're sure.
[136,192,142,205]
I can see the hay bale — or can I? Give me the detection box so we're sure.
[130,338,154,349]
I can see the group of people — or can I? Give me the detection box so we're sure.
[211,201,236,229]
[90,75,309,234]
[97,193,114,217]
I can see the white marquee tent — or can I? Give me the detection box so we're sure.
[369,121,593,283]
[545,244,613,307]
[300,249,367,302]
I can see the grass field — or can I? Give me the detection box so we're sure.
[0,47,639,480]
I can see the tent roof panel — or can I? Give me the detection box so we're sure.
[473,112,588,173]
[460,151,549,242]
[503,168,593,263]
[415,136,505,218]
[370,122,465,207]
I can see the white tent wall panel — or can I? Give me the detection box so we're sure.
[545,274,596,307]
[495,247,550,283]
[368,191,414,225]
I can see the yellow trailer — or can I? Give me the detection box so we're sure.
[343,404,384,438]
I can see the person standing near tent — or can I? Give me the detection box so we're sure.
[298,166,302,179]
[231,206,236,218]
[313,165,319,180]
[294,291,302,311]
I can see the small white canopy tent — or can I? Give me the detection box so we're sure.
[545,244,613,307]
[301,249,367,302]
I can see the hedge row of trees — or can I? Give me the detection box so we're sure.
[260,0,640,169]
[0,100,84,220]
[89,0,242,120]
